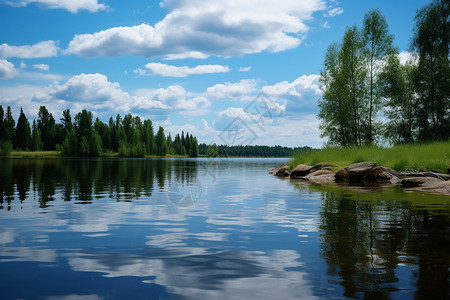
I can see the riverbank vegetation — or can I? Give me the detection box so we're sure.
[0,106,199,158]
[291,141,450,173]
[319,0,449,146]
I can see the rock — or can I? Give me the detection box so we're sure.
[308,174,336,185]
[335,168,349,181]
[367,166,400,183]
[398,171,450,180]
[304,169,333,180]
[268,164,289,174]
[345,161,377,179]
[290,164,313,178]
[275,165,291,177]
[414,181,450,195]
[401,177,444,187]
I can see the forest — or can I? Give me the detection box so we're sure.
[199,143,312,157]
[0,105,304,158]
[0,105,199,157]
[319,0,449,146]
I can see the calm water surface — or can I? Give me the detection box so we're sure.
[0,158,449,299]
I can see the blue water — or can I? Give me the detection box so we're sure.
[0,158,449,299]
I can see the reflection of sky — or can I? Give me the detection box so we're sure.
[1,158,433,299]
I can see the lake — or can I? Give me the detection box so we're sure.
[0,157,449,299]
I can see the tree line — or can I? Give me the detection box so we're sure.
[319,0,449,146]
[0,105,199,157]
[199,143,312,157]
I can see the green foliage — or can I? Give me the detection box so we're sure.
[412,0,449,141]
[31,120,43,151]
[155,126,167,157]
[319,3,449,146]
[1,107,199,158]
[13,107,31,150]
[0,140,12,156]
[206,143,219,157]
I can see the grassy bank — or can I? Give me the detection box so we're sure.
[290,141,450,173]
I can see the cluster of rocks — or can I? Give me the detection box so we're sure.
[269,161,450,195]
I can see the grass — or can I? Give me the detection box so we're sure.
[290,141,450,173]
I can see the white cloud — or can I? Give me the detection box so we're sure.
[20,61,27,68]
[0,41,59,59]
[5,0,107,13]
[32,63,49,71]
[206,79,258,100]
[46,73,133,112]
[66,0,327,58]
[134,85,211,112]
[398,51,418,65]
[325,7,343,17]
[239,66,251,72]
[0,59,18,79]
[138,62,230,77]
[261,74,321,113]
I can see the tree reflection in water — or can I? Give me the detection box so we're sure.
[311,183,450,299]
[0,158,199,208]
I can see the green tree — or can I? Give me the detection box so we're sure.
[4,106,15,143]
[206,143,219,157]
[94,118,111,151]
[60,109,73,138]
[191,137,199,157]
[379,54,418,143]
[412,0,450,141]
[155,126,166,156]
[0,106,5,141]
[319,26,367,146]
[13,107,31,150]
[318,43,354,146]
[362,9,395,144]
[31,120,43,151]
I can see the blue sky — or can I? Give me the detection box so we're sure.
[0,0,429,147]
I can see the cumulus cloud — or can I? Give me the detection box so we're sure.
[137,62,230,77]
[206,79,258,100]
[134,85,211,112]
[66,0,327,58]
[5,0,107,13]
[45,73,134,112]
[261,74,321,113]
[0,41,59,59]
[0,59,18,79]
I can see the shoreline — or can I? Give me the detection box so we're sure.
[269,161,450,196]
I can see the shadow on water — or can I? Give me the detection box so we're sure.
[290,180,450,299]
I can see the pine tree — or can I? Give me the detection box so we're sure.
[13,107,31,150]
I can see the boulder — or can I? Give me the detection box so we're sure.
[308,174,336,185]
[335,168,349,181]
[275,165,291,177]
[346,161,377,179]
[401,177,444,188]
[304,169,333,180]
[268,164,289,174]
[310,163,335,173]
[367,166,400,183]
[290,164,313,178]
